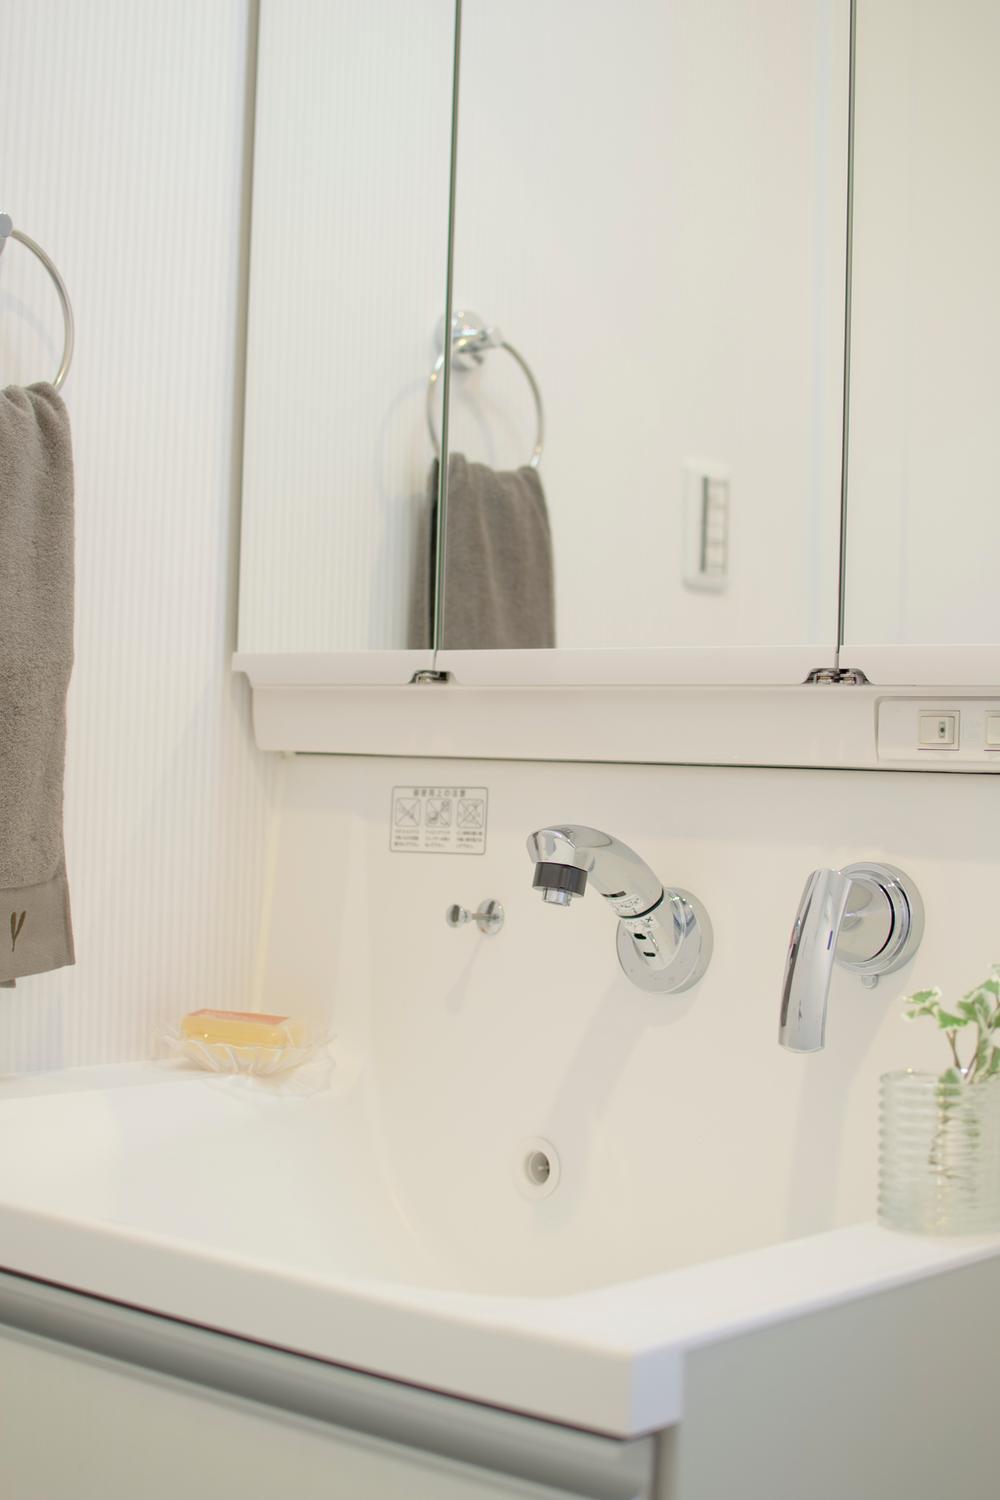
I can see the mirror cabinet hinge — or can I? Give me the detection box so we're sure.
[805,667,870,685]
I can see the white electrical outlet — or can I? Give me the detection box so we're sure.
[683,461,729,591]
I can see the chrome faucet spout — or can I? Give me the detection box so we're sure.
[526,824,712,994]
[779,868,855,1052]
[779,862,924,1053]
[526,825,663,917]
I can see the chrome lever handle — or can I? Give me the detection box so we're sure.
[779,862,924,1053]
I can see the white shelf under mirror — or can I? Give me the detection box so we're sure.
[234,652,432,689]
[848,647,1000,689]
[434,647,824,688]
[232,659,1000,774]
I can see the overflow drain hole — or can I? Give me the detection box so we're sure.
[526,1149,551,1185]
[515,1137,561,1200]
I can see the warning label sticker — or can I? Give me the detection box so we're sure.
[390,785,488,855]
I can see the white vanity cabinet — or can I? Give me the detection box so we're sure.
[3,1251,1000,1499]
[0,1274,653,1500]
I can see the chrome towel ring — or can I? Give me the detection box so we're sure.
[0,213,75,391]
[427,309,544,469]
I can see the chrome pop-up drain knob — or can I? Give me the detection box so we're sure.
[445,899,505,936]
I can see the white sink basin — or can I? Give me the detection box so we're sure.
[1,1058,998,1435]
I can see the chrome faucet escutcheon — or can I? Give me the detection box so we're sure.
[526,825,712,993]
[779,862,924,1052]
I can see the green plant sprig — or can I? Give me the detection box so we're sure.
[903,968,1000,1085]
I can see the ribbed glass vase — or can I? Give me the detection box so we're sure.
[879,1069,1000,1234]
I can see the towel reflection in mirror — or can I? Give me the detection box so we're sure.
[409,453,555,649]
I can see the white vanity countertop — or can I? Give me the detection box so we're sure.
[0,1062,997,1437]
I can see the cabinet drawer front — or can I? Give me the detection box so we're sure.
[0,1272,653,1500]
[0,1329,580,1500]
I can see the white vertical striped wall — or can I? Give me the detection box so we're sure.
[0,0,278,1072]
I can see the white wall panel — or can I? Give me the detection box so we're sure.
[259,751,1000,1288]
[0,0,277,1071]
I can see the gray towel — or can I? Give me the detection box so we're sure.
[409,453,555,649]
[0,383,75,985]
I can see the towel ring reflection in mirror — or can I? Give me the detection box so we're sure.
[0,214,75,391]
[427,309,544,469]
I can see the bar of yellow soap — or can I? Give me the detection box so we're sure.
[180,1009,306,1049]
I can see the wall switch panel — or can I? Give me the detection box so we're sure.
[878,698,1000,768]
[683,462,729,591]
[917,712,959,749]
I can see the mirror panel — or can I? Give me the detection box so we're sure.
[238,0,454,655]
[438,0,849,654]
[844,0,1000,648]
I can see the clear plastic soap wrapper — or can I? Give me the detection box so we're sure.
[163,1008,331,1080]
